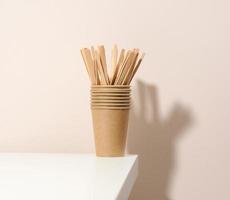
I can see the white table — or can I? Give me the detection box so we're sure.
[0,154,138,200]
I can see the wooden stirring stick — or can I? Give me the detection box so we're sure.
[95,50,107,85]
[114,50,132,85]
[84,48,97,84]
[110,45,118,82]
[116,50,135,85]
[91,46,100,85]
[111,49,125,85]
[80,48,95,84]
[98,45,110,84]
[80,48,90,77]
[94,57,100,85]
[128,53,145,84]
[122,49,139,85]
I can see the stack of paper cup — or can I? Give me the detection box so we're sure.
[91,85,131,156]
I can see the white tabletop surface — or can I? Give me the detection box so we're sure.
[0,153,138,200]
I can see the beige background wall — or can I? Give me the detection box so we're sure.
[0,0,230,199]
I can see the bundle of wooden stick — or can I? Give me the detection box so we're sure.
[80,45,145,85]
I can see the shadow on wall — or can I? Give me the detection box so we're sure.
[127,80,193,200]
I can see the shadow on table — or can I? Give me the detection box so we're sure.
[127,80,193,200]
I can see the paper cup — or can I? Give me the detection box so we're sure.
[91,85,131,157]
[91,109,129,156]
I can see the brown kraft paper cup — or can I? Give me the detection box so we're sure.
[91,109,129,157]
[91,86,131,157]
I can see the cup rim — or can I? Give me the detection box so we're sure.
[91,99,130,102]
[92,93,130,96]
[91,89,131,91]
[91,106,131,110]
[91,91,130,94]
[91,85,130,88]
[91,102,132,106]
[91,103,131,106]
